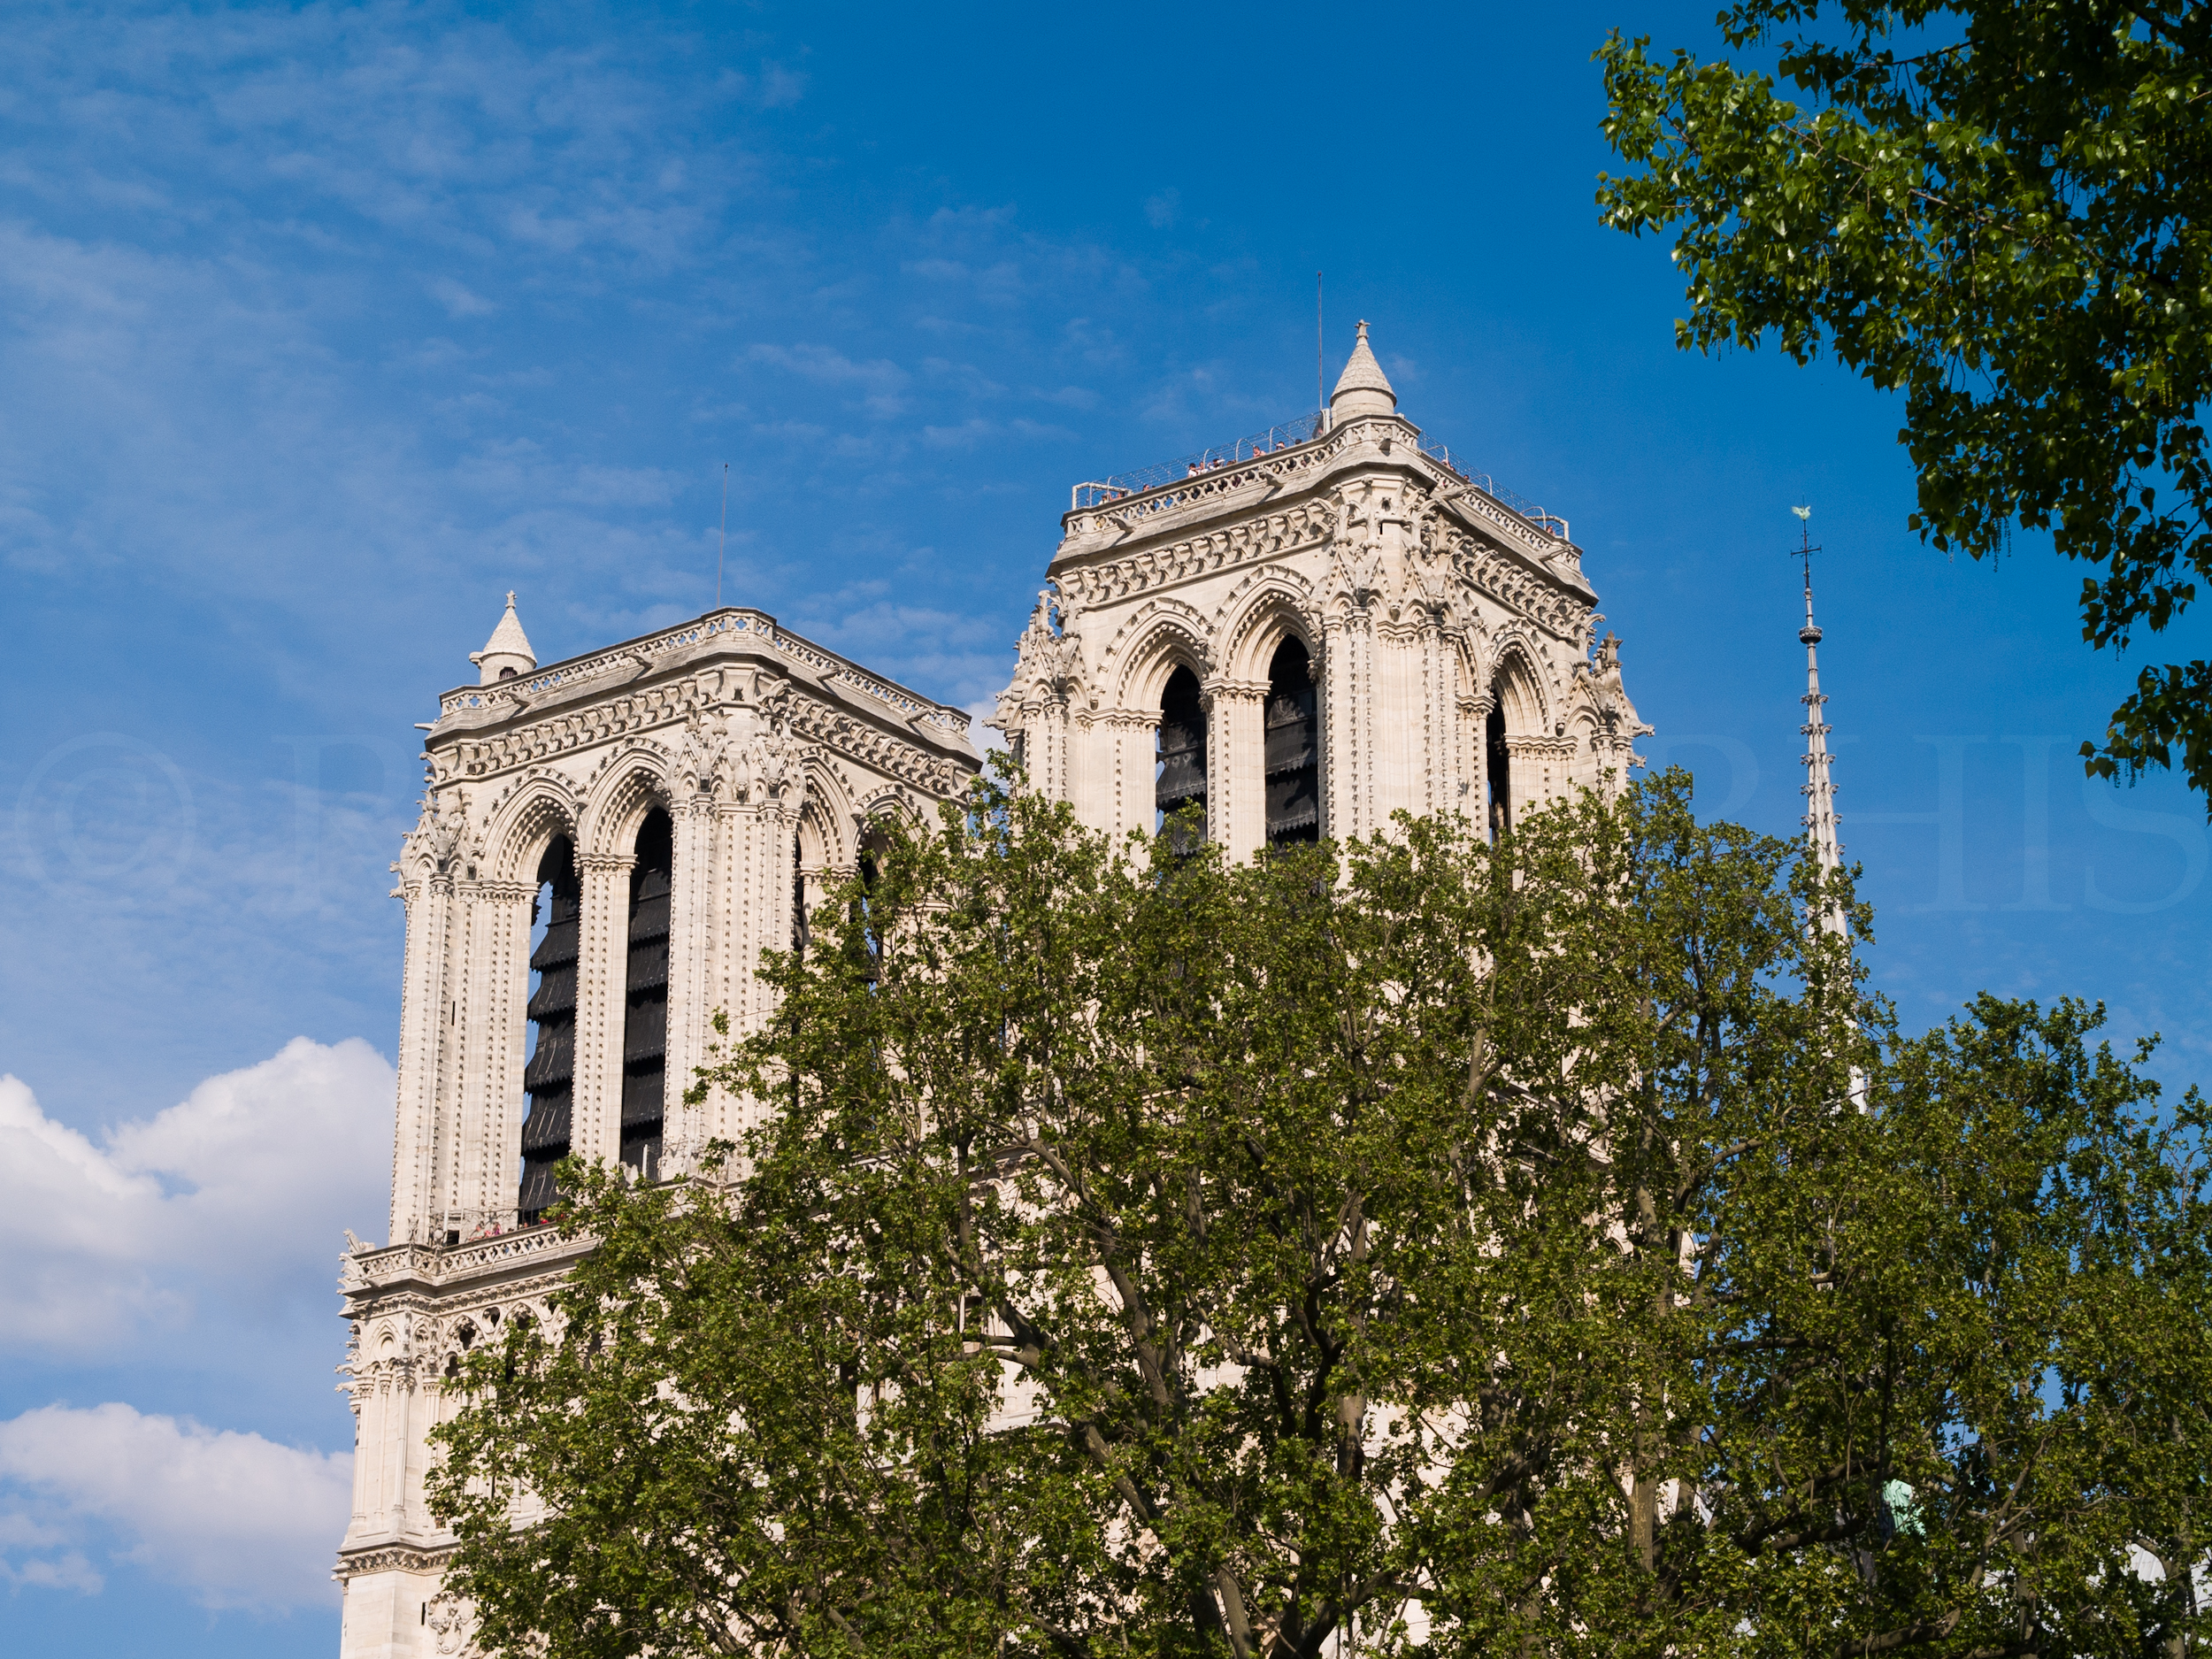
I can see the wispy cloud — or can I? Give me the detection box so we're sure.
[0,1039,393,1354]
[427,274,495,317]
[746,342,910,418]
[0,1403,349,1609]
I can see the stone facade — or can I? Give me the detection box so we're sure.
[333,326,1648,1656]
[991,324,1647,849]
[334,608,979,1658]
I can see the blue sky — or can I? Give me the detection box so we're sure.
[2,2,2206,1653]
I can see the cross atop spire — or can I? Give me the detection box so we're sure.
[1329,320,1397,419]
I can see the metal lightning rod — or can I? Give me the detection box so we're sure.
[716,462,728,610]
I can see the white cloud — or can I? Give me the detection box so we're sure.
[0,1509,102,1594]
[0,1038,394,1353]
[745,342,910,417]
[0,1403,348,1610]
[427,275,495,318]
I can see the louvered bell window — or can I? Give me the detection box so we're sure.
[619,810,673,1182]
[1263,638,1318,845]
[1486,702,1512,841]
[1156,664,1207,852]
[519,838,580,1219]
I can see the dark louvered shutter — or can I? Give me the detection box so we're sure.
[1263,638,1318,845]
[1486,702,1511,841]
[1156,665,1207,850]
[518,838,580,1219]
[618,810,673,1182]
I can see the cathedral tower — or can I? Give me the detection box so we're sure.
[993,324,1647,849]
[334,326,1652,1657]
[334,604,978,1658]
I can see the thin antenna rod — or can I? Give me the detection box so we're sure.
[716,462,729,609]
[1317,272,1325,414]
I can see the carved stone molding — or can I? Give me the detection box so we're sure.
[1056,501,1336,611]
[334,1543,453,1580]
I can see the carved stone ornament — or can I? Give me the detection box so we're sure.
[1003,587,1089,714]
[426,1590,473,1656]
[1591,632,1651,737]
[672,710,724,802]
[1325,486,1386,609]
[402,792,476,877]
[750,696,806,806]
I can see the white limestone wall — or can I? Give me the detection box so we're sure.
[346,626,976,1657]
[993,415,1646,858]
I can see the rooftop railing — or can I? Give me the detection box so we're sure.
[440,1207,548,1244]
[1069,414,1570,543]
[437,609,975,734]
[1417,442,1570,541]
[1071,414,1326,509]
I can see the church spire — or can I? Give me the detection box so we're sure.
[1793,507,1844,914]
[1328,320,1397,420]
[472,590,538,686]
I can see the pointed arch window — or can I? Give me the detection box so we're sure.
[1156,664,1207,850]
[1263,637,1318,845]
[1486,702,1512,841]
[519,836,580,1220]
[619,809,673,1182]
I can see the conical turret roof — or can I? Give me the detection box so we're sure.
[1329,320,1396,418]
[471,591,538,683]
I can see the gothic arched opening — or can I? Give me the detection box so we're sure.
[519,835,580,1219]
[619,809,673,1182]
[851,825,892,981]
[1156,664,1207,850]
[791,832,807,955]
[1486,702,1512,841]
[1263,636,1318,845]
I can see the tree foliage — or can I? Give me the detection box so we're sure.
[1595,2,2212,803]
[430,772,2212,1658]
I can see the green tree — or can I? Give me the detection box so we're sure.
[429,772,2212,1657]
[1595,2,2212,803]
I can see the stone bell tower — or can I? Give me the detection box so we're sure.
[334,602,979,1659]
[992,323,1649,849]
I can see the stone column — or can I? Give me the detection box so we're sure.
[1203,679,1267,859]
[1505,736,1570,824]
[1460,688,1491,833]
[573,852,635,1167]
[663,795,714,1174]
[465,880,534,1215]
[1322,607,1377,841]
[446,878,488,1217]
[388,867,452,1243]
[1066,707,1095,826]
[1033,694,1071,804]
[1421,621,1463,818]
[1087,710,1148,840]
[698,799,801,1152]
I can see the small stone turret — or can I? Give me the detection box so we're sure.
[1329,319,1397,421]
[471,592,537,684]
